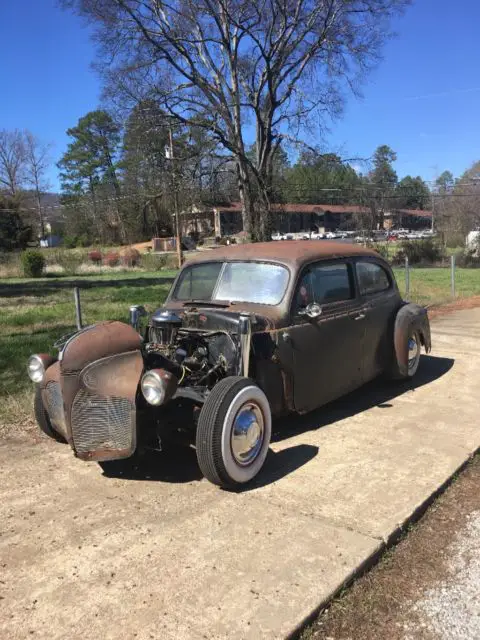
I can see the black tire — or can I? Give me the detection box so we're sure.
[195,377,271,490]
[34,386,66,443]
[388,329,421,381]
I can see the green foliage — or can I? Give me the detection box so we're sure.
[0,198,33,251]
[365,242,390,260]
[284,152,361,204]
[392,239,444,266]
[63,235,78,249]
[453,249,480,268]
[395,176,430,210]
[435,170,454,193]
[21,249,45,277]
[140,252,178,271]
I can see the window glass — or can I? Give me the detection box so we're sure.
[214,262,289,305]
[294,262,353,312]
[173,262,223,300]
[356,261,390,296]
[172,261,289,305]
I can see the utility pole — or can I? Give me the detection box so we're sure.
[168,124,183,268]
[431,191,435,232]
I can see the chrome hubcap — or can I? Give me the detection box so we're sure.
[408,334,419,371]
[231,402,264,466]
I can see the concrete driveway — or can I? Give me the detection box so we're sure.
[1,308,479,640]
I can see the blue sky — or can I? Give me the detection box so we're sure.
[1,0,480,190]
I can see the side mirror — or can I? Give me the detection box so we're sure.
[298,302,322,320]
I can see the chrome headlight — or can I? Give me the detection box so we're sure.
[27,355,46,383]
[141,370,167,406]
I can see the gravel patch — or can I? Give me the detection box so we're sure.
[405,510,480,640]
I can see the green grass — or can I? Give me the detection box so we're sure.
[0,282,171,429]
[392,267,480,306]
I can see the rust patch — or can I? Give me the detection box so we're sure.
[81,351,143,401]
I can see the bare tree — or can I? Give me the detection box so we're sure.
[0,129,26,197]
[24,132,52,238]
[65,0,409,241]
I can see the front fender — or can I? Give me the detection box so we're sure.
[393,303,431,377]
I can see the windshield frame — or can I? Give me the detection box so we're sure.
[169,260,291,307]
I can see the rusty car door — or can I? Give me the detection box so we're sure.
[354,258,402,381]
[283,259,366,413]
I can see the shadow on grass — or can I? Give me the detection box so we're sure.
[0,276,175,297]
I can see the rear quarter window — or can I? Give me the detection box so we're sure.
[356,261,391,296]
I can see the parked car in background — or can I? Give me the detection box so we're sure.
[28,241,431,490]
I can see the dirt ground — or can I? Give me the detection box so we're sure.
[302,455,480,640]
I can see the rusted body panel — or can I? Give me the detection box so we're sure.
[393,303,432,377]
[40,360,68,440]
[72,350,143,461]
[53,322,143,460]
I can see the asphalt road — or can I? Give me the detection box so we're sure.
[1,308,479,639]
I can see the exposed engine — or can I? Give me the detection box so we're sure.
[143,309,239,388]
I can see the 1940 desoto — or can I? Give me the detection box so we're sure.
[28,241,431,489]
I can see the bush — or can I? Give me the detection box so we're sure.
[88,250,103,265]
[120,247,141,267]
[453,249,480,268]
[63,235,77,249]
[365,242,390,260]
[139,252,180,271]
[104,251,120,267]
[392,239,444,266]
[21,249,45,278]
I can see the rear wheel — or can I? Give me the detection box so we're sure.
[34,386,66,443]
[388,330,421,380]
[195,377,271,490]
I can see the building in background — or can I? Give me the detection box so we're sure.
[178,202,433,239]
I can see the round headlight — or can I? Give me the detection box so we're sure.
[141,370,166,406]
[27,355,46,383]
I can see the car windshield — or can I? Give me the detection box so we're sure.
[172,261,289,305]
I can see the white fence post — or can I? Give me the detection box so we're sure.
[451,254,456,299]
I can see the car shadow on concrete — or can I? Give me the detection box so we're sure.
[100,355,452,488]
[99,442,318,489]
[272,354,455,443]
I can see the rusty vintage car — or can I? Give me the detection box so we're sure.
[28,241,431,489]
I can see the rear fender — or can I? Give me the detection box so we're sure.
[393,303,431,377]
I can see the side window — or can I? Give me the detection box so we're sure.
[293,262,354,313]
[356,261,391,296]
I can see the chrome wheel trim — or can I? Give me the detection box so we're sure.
[408,333,420,373]
[231,402,265,466]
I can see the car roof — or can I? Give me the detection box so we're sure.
[184,240,380,270]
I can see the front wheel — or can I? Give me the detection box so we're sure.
[195,377,272,490]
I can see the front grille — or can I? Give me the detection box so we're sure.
[43,381,67,438]
[71,389,135,461]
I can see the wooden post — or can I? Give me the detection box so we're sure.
[405,257,410,299]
